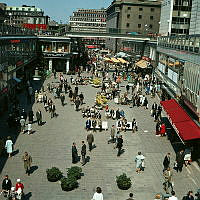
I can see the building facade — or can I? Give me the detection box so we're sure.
[106,0,161,51]
[159,0,192,36]
[4,4,49,30]
[189,0,200,35]
[69,8,107,33]
[156,35,200,121]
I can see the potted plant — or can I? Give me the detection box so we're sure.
[67,166,82,180]
[61,176,78,191]
[46,167,63,182]
[116,173,132,190]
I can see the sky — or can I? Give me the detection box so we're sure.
[2,0,113,23]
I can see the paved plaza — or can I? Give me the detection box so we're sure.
[0,73,200,200]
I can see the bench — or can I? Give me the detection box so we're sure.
[87,121,108,130]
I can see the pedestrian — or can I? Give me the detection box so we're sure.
[79,92,84,105]
[168,191,178,200]
[163,153,171,171]
[28,110,34,124]
[163,167,173,194]
[36,110,42,126]
[135,152,145,173]
[22,152,32,176]
[75,97,80,111]
[15,179,24,199]
[50,103,56,118]
[116,135,123,157]
[132,118,138,132]
[92,187,103,200]
[151,102,157,117]
[183,191,194,200]
[156,121,161,136]
[87,131,94,151]
[5,136,13,158]
[81,141,86,166]
[86,118,91,131]
[126,193,134,200]
[19,116,26,133]
[92,118,97,132]
[1,175,12,197]
[98,119,102,132]
[60,94,65,106]
[72,143,78,164]
[108,125,115,144]
[176,149,184,172]
[27,123,32,135]
[160,123,166,137]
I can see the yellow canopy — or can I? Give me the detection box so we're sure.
[118,58,129,64]
[104,57,111,62]
[111,57,120,63]
[136,60,148,68]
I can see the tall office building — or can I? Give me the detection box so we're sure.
[189,0,200,35]
[69,8,107,33]
[159,0,192,36]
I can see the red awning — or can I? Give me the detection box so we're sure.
[160,99,200,141]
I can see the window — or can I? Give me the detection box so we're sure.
[126,23,130,28]
[149,24,153,29]
[139,15,142,19]
[150,16,154,20]
[128,7,131,10]
[151,8,155,12]
[138,24,141,28]
[139,8,143,11]
[127,14,130,18]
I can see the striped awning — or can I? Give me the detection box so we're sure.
[136,60,148,68]
[111,57,120,63]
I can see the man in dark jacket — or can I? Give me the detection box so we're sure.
[117,135,123,157]
[81,141,86,166]
[60,94,65,106]
[163,153,171,171]
[72,143,78,164]
[176,149,184,172]
[87,132,94,151]
[36,110,42,126]
[2,175,12,196]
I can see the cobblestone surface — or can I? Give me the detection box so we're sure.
[0,73,200,200]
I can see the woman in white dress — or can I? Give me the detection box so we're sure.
[92,187,103,200]
[5,136,13,158]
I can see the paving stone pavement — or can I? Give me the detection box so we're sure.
[0,73,200,200]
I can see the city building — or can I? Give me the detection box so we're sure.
[156,35,200,123]
[69,8,107,33]
[159,0,192,36]
[189,0,200,35]
[4,4,49,30]
[106,0,161,51]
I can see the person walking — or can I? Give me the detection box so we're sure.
[116,135,123,157]
[5,136,13,158]
[74,97,80,111]
[79,92,84,105]
[87,131,94,152]
[72,143,78,164]
[15,179,24,199]
[126,193,134,200]
[163,153,171,171]
[92,187,103,200]
[22,152,32,176]
[27,123,32,135]
[60,94,65,106]
[50,103,56,118]
[135,152,145,173]
[163,167,173,194]
[1,175,12,197]
[81,141,86,166]
[92,118,97,132]
[19,116,26,133]
[160,123,166,137]
[176,149,184,172]
[36,110,42,126]
[86,118,91,131]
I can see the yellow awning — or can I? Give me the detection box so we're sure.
[111,57,120,63]
[104,57,111,62]
[117,58,129,64]
[136,60,147,68]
